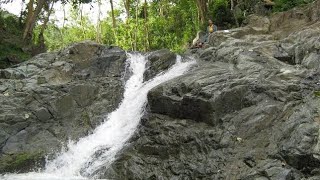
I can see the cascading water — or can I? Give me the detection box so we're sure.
[1,53,196,180]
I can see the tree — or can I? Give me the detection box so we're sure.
[123,0,130,21]
[21,0,93,43]
[195,0,208,25]
[18,0,26,28]
[96,0,102,43]
[38,0,56,50]
[143,0,149,51]
[110,0,116,28]
[134,0,139,51]
[23,0,46,42]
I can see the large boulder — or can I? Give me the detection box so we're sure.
[269,0,320,39]
[103,52,320,179]
[101,1,320,179]
[2,1,320,178]
[144,49,177,81]
[0,41,127,173]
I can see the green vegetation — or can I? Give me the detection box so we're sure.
[273,0,314,12]
[210,0,235,28]
[0,10,31,69]
[0,0,315,66]
[81,110,93,129]
[0,152,44,173]
[315,91,320,97]
[40,0,200,53]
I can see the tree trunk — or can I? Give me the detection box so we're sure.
[38,0,55,51]
[96,0,102,43]
[144,0,149,51]
[80,5,85,39]
[19,0,25,28]
[39,1,54,37]
[23,0,46,42]
[110,0,117,44]
[59,2,66,45]
[231,0,240,27]
[124,0,130,20]
[122,0,132,48]
[159,1,163,17]
[23,0,34,40]
[195,0,207,25]
[134,0,139,51]
[62,3,66,28]
[110,0,116,28]
[231,0,234,10]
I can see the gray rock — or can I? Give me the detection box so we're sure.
[199,47,215,61]
[2,129,29,154]
[0,128,9,147]
[37,76,47,85]
[34,107,52,122]
[0,69,25,79]
[265,167,294,180]
[302,52,320,70]
[0,41,127,173]
[103,3,320,179]
[54,95,76,118]
[70,84,98,107]
[144,49,176,81]
[2,2,320,178]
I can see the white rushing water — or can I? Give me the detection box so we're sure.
[1,53,196,180]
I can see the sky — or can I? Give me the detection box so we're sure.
[0,0,122,26]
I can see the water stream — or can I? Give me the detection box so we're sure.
[2,53,196,180]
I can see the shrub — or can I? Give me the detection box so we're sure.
[273,0,314,12]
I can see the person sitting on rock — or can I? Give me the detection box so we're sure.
[200,19,218,46]
[190,19,217,49]
[207,19,218,35]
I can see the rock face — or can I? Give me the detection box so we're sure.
[1,1,320,179]
[144,49,177,81]
[0,41,127,173]
[103,1,320,179]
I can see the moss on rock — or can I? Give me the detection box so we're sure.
[0,152,45,173]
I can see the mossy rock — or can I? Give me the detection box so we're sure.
[0,152,45,173]
[81,110,93,128]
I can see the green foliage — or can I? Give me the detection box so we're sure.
[43,9,97,51]
[2,0,316,56]
[209,0,235,28]
[42,0,199,53]
[0,152,44,172]
[0,43,30,60]
[273,0,314,12]
[0,10,22,36]
[0,11,4,27]
[0,43,31,69]
[0,10,31,68]
[315,91,320,97]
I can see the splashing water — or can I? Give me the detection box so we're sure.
[1,53,196,180]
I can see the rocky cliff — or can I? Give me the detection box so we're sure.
[103,1,320,179]
[0,42,127,172]
[1,1,320,179]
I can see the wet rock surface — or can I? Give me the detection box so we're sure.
[1,1,320,179]
[144,49,177,81]
[0,41,127,173]
[104,1,320,179]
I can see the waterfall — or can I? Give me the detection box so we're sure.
[1,53,196,180]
